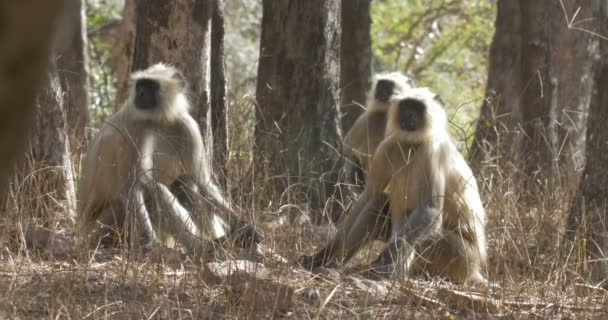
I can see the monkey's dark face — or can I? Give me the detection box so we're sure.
[135,78,162,110]
[397,98,426,132]
[375,79,396,103]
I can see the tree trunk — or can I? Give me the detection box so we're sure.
[567,1,607,286]
[0,2,67,197]
[340,0,371,134]
[131,0,213,155]
[255,0,342,220]
[469,0,522,167]
[57,0,90,152]
[471,0,597,189]
[24,58,77,221]
[114,0,137,106]
[210,0,228,187]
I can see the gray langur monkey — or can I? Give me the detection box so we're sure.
[335,72,414,236]
[342,72,415,192]
[300,88,487,284]
[77,63,261,254]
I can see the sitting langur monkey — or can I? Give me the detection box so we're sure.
[342,72,415,192]
[337,72,414,238]
[77,63,261,254]
[300,88,487,284]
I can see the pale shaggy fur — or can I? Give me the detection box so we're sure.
[77,63,236,251]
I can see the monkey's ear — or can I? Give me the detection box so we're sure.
[405,76,416,88]
[172,70,188,91]
[375,79,396,103]
[433,94,445,108]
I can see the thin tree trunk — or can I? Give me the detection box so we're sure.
[57,0,90,152]
[114,0,137,106]
[211,0,228,187]
[23,58,77,221]
[255,0,342,221]
[340,0,371,134]
[567,0,607,286]
[0,2,67,197]
[470,0,522,167]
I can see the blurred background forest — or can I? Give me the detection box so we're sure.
[0,0,607,319]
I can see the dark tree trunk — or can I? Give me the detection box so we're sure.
[23,58,77,221]
[0,2,67,197]
[131,0,213,155]
[340,0,371,134]
[471,0,597,189]
[114,0,137,106]
[517,0,553,176]
[255,0,342,219]
[470,0,522,167]
[567,1,607,286]
[210,0,228,187]
[57,0,90,152]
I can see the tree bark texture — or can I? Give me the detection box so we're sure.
[255,0,342,214]
[211,0,229,187]
[340,0,371,134]
[114,0,137,106]
[132,0,213,155]
[471,0,598,186]
[0,2,67,197]
[567,0,607,286]
[57,0,90,152]
[23,59,77,221]
[469,0,522,167]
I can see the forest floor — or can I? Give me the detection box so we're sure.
[0,219,606,320]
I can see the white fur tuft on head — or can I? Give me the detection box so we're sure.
[125,63,190,122]
[130,63,178,81]
[385,87,448,144]
[366,71,416,112]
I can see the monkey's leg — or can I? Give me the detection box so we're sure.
[376,198,393,242]
[169,175,231,242]
[196,180,262,249]
[146,183,216,255]
[92,199,126,248]
[128,187,158,253]
[169,175,198,211]
[298,192,388,270]
[369,205,443,278]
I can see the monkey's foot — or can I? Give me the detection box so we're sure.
[230,222,263,248]
[141,239,158,257]
[361,267,390,280]
[297,255,319,271]
[362,262,395,280]
[298,254,337,271]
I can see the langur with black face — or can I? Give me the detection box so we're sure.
[300,88,487,284]
[342,72,415,192]
[77,63,261,254]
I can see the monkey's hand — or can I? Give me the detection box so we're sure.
[297,255,317,271]
[229,220,263,249]
[361,265,393,280]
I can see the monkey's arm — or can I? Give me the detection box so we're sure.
[299,139,396,269]
[145,182,219,255]
[371,144,447,277]
[342,128,366,191]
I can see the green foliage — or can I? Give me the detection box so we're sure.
[86,0,123,127]
[372,0,496,147]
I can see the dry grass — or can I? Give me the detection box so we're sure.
[1,123,607,320]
